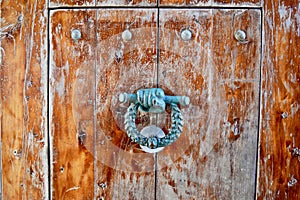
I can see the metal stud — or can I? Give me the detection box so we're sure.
[71,29,81,41]
[122,29,132,41]
[288,175,297,187]
[17,15,23,22]
[180,29,192,41]
[234,30,247,42]
[281,112,288,119]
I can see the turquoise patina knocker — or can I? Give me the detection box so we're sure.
[119,88,190,152]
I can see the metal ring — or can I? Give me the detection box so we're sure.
[124,102,184,149]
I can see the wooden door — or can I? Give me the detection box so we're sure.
[50,8,261,199]
[1,0,300,200]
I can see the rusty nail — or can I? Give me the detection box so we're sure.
[98,182,107,189]
[17,15,23,22]
[115,49,123,62]
[60,167,64,173]
[122,29,132,41]
[288,175,297,187]
[292,147,300,157]
[13,149,22,157]
[234,30,247,42]
[181,29,192,41]
[99,140,104,145]
[71,29,81,41]
[281,112,288,119]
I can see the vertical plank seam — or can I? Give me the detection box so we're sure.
[47,7,52,200]
[42,1,50,200]
[254,6,264,200]
[0,1,3,198]
[94,9,98,199]
[154,5,160,200]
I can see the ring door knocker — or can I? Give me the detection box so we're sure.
[119,88,190,153]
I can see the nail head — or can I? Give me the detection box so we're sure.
[122,30,132,41]
[234,30,246,42]
[181,29,192,41]
[71,29,81,41]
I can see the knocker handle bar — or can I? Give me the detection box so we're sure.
[119,93,190,106]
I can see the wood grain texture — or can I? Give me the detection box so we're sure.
[157,9,261,199]
[212,0,260,6]
[159,0,261,6]
[2,1,298,199]
[49,0,95,7]
[95,9,157,199]
[49,10,96,199]
[257,1,300,199]
[159,0,210,6]
[49,0,261,7]
[49,0,156,7]
[0,0,48,199]
[96,0,157,6]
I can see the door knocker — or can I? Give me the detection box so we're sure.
[119,88,190,152]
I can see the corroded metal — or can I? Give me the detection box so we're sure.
[180,29,192,41]
[71,29,81,41]
[124,102,183,149]
[122,29,132,41]
[120,88,189,149]
[119,88,190,112]
[234,30,247,43]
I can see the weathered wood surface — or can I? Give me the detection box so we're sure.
[257,1,300,199]
[159,0,261,6]
[50,9,158,199]
[95,9,157,199]
[49,0,261,8]
[49,0,157,7]
[0,0,48,199]
[157,9,261,199]
[49,10,96,199]
[49,0,95,7]
[1,0,300,199]
[96,0,157,6]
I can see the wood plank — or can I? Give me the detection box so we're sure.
[159,0,210,6]
[96,0,157,6]
[159,0,261,6]
[157,9,261,199]
[0,0,48,199]
[49,0,95,7]
[257,1,300,199]
[49,0,156,7]
[95,9,157,199]
[212,0,261,6]
[49,10,96,199]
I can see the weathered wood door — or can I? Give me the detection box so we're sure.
[1,0,300,199]
[50,7,261,199]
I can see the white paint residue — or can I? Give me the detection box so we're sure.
[40,7,49,200]
[278,4,288,20]
[66,186,80,193]
[159,184,178,199]
[56,71,65,97]
[290,101,299,116]
[65,60,70,76]
[295,4,300,36]
[49,1,95,8]
[278,4,294,32]
[285,8,293,30]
